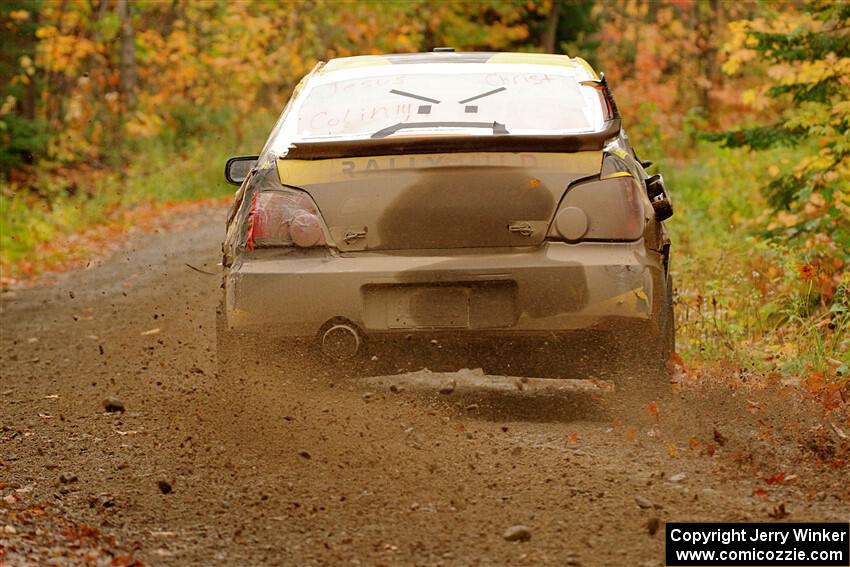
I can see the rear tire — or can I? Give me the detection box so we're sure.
[612,274,674,394]
[660,274,675,366]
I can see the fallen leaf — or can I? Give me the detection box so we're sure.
[752,488,768,497]
[805,371,826,393]
[668,351,685,367]
[764,472,786,485]
[645,401,659,419]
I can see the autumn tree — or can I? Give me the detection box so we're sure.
[712,1,849,310]
[0,1,45,173]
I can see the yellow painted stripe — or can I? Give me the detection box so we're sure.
[321,55,392,73]
[601,171,633,180]
[573,57,600,80]
[584,287,651,318]
[486,52,577,67]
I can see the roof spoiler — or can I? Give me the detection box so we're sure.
[282,118,621,160]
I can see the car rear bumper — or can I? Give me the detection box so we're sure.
[224,241,665,338]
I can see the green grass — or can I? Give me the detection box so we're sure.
[0,116,271,278]
[661,142,849,378]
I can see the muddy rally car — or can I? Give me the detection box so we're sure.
[218,50,674,386]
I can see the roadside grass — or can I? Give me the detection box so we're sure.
[662,142,849,385]
[0,117,271,282]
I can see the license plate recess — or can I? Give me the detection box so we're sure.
[362,282,517,330]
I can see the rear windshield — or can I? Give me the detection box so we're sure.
[291,65,609,142]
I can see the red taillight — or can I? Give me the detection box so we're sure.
[549,176,645,242]
[249,190,326,249]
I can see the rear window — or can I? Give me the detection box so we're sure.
[291,65,609,142]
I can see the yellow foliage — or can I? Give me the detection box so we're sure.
[9,9,30,22]
[125,112,164,139]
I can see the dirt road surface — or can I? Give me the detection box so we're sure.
[2,209,848,566]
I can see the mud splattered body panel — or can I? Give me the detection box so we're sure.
[226,241,662,337]
[362,282,518,330]
[279,152,601,251]
[221,51,672,348]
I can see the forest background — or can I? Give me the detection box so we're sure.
[0,0,847,392]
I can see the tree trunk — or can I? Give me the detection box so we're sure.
[700,0,722,116]
[117,0,136,110]
[542,1,560,54]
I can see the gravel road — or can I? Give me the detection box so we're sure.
[1,208,847,566]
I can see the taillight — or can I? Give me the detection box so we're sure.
[248,189,327,249]
[548,176,645,242]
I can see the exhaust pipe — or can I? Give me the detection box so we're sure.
[321,323,362,360]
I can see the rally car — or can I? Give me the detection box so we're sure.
[217,50,674,385]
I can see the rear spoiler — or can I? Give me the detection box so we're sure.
[283,118,621,160]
